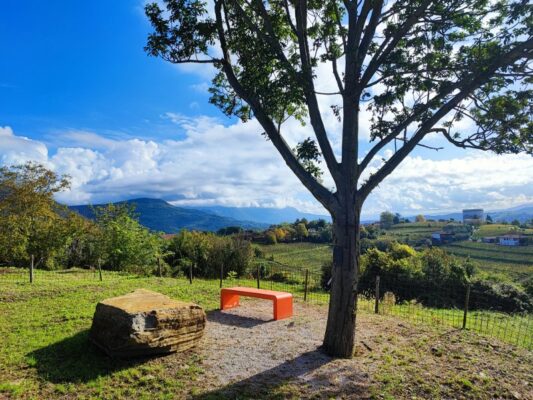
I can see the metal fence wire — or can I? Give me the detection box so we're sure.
[1,263,531,350]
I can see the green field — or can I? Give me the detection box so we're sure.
[472,224,533,239]
[442,241,533,279]
[255,242,332,273]
[380,221,448,245]
[375,222,533,281]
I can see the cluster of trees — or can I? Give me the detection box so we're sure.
[0,163,166,273]
[0,163,255,276]
[164,230,252,278]
[260,218,332,244]
[321,243,532,313]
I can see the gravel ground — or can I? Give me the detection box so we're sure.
[194,299,532,399]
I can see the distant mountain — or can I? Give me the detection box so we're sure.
[69,198,268,233]
[408,204,533,223]
[191,205,331,225]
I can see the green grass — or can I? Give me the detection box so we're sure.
[1,269,531,399]
[0,272,225,399]
[357,299,532,349]
[380,222,448,245]
[441,241,533,279]
[472,224,533,239]
[255,242,332,273]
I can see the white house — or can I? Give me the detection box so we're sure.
[498,235,523,246]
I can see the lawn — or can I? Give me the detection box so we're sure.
[255,242,332,273]
[1,271,532,399]
[472,223,533,239]
[441,241,533,280]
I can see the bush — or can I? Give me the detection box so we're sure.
[470,280,532,313]
[320,261,333,290]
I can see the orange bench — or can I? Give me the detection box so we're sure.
[220,287,293,320]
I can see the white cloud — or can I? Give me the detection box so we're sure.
[0,126,48,164]
[1,124,532,218]
[363,153,533,218]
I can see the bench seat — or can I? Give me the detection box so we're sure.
[220,287,293,320]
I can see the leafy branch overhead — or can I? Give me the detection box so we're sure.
[146,1,532,357]
[146,0,532,213]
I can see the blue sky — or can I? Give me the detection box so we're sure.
[0,0,217,141]
[1,0,532,218]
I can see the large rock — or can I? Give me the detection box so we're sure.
[89,289,206,358]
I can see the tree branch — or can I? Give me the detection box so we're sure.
[359,0,432,88]
[293,0,341,184]
[359,38,533,199]
[214,0,336,211]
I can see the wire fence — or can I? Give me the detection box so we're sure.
[1,263,531,350]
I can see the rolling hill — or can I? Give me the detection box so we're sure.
[69,198,267,233]
[191,205,331,225]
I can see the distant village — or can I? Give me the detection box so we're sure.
[431,209,530,247]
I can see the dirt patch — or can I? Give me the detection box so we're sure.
[194,299,532,399]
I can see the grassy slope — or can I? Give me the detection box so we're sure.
[472,223,533,239]
[255,242,332,273]
[377,222,533,281]
[1,272,532,400]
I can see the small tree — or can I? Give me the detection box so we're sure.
[295,222,309,241]
[415,214,426,223]
[0,163,71,269]
[146,0,532,357]
[379,211,395,229]
[93,203,162,271]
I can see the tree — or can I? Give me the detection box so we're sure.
[0,163,71,269]
[295,222,309,241]
[379,211,394,229]
[393,213,401,225]
[145,0,532,357]
[93,203,163,271]
[415,214,426,223]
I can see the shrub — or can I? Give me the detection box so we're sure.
[320,260,333,290]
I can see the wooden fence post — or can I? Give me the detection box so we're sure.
[98,259,103,282]
[29,254,34,284]
[256,264,260,289]
[220,263,224,288]
[462,284,471,329]
[374,275,380,314]
[157,257,162,277]
[304,269,309,302]
[189,263,193,284]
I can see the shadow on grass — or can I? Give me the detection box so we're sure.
[27,329,147,383]
[207,309,272,328]
[193,348,368,400]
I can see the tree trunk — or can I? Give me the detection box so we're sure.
[323,202,361,358]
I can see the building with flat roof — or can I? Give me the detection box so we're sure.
[463,209,484,224]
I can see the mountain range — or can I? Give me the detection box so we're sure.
[69,198,533,233]
[409,204,533,224]
[69,198,268,233]
[191,205,331,225]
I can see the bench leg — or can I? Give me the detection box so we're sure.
[221,292,240,310]
[273,296,293,320]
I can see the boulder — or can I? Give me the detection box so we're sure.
[89,289,206,358]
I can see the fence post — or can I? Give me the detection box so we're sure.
[219,263,224,288]
[256,264,260,289]
[157,257,162,277]
[189,263,193,284]
[29,254,34,283]
[462,283,471,329]
[374,275,380,314]
[98,259,103,282]
[304,269,309,302]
